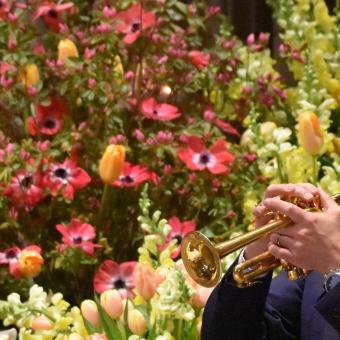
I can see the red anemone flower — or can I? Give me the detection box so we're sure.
[177,136,234,174]
[43,158,91,200]
[115,4,156,44]
[113,162,154,187]
[141,97,181,121]
[4,170,44,210]
[0,245,41,277]
[33,2,74,32]
[93,260,137,298]
[188,50,210,70]
[165,216,196,259]
[27,97,67,136]
[56,218,100,255]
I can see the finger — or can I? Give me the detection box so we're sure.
[254,214,274,227]
[269,233,295,249]
[290,184,317,201]
[268,242,294,264]
[318,187,338,210]
[299,183,319,196]
[263,197,306,222]
[264,184,295,198]
[253,204,268,217]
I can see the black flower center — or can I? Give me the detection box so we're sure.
[121,175,134,183]
[43,119,56,129]
[54,168,68,179]
[114,278,126,289]
[48,9,58,18]
[20,175,33,188]
[131,21,141,33]
[73,236,83,244]
[5,249,18,259]
[153,109,158,115]
[172,235,182,245]
[199,152,210,165]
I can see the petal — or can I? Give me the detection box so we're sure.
[123,32,140,44]
[168,217,182,234]
[181,221,196,235]
[187,136,206,153]
[141,97,155,115]
[99,260,120,278]
[119,261,137,280]
[177,149,202,170]
[208,163,229,174]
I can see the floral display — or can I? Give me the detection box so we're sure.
[0,0,340,338]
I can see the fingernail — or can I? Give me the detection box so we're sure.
[304,193,313,199]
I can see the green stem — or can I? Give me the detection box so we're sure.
[176,319,183,340]
[97,184,111,231]
[312,155,317,185]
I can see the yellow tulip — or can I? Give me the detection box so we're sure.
[58,39,79,62]
[328,79,340,105]
[99,145,125,184]
[21,64,40,88]
[128,309,147,336]
[298,111,323,155]
[19,250,44,278]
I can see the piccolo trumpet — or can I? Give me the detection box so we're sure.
[181,193,340,288]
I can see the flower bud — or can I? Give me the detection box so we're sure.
[80,300,100,327]
[134,263,163,300]
[100,289,123,319]
[31,315,53,330]
[58,39,79,62]
[128,309,147,336]
[20,64,39,88]
[99,145,125,184]
[298,111,323,155]
[19,250,44,278]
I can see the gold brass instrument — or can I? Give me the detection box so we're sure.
[181,193,340,288]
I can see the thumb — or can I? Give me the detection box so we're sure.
[318,187,337,210]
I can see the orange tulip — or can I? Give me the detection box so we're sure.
[58,39,79,62]
[20,64,39,88]
[19,249,44,278]
[100,289,123,319]
[298,111,323,155]
[80,300,100,327]
[99,145,125,184]
[128,309,147,336]
[134,263,163,300]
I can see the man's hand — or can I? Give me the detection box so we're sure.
[262,187,340,275]
[245,183,319,260]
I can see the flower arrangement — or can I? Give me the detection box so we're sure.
[0,0,339,338]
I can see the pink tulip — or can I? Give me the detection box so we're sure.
[31,315,53,330]
[100,289,124,319]
[80,300,100,327]
[128,309,147,336]
[134,263,163,300]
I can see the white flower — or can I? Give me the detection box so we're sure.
[273,128,291,143]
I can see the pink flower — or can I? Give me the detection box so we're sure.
[165,217,196,258]
[4,171,44,210]
[115,4,156,44]
[33,2,74,33]
[27,97,67,136]
[93,260,137,298]
[213,118,240,137]
[141,97,181,121]
[188,51,210,70]
[56,218,100,255]
[43,158,91,200]
[0,61,14,87]
[113,162,154,187]
[0,0,10,20]
[0,245,42,277]
[177,136,234,174]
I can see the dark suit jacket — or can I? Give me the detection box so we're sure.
[202,262,340,340]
